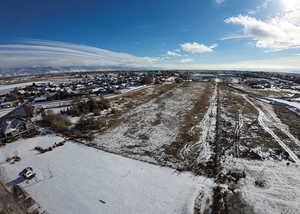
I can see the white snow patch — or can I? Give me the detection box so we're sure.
[225,158,300,214]
[0,136,214,214]
[269,98,300,110]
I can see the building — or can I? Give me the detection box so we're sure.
[0,118,34,138]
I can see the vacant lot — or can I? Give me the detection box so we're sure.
[223,158,300,214]
[218,84,287,160]
[274,105,300,142]
[0,135,214,214]
[93,82,213,167]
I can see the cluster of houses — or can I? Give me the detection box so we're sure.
[244,78,300,90]
[0,72,179,108]
[0,71,181,144]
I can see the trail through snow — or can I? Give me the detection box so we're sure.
[180,84,217,163]
[243,96,299,163]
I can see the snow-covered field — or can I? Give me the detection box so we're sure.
[224,158,300,214]
[244,96,300,163]
[181,85,217,163]
[94,82,208,164]
[268,98,300,111]
[0,135,214,214]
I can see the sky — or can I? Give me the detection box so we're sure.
[1,0,300,72]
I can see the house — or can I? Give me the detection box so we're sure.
[0,117,34,138]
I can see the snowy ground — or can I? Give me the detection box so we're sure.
[180,85,217,163]
[224,158,300,214]
[216,85,300,213]
[0,135,214,214]
[244,96,300,163]
[94,82,208,164]
[266,98,300,113]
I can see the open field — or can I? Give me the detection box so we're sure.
[93,82,214,169]
[1,78,300,214]
[218,84,279,160]
[219,84,300,161]
[0,135,214,214]
[223,158,300,214]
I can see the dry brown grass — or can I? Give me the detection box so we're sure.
[220,84,258,117]
[274,105,300,140]
[96,83,178,134]
[219,84,286,159]
[164,83,214,159]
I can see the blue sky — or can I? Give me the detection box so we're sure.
[1,0,300,71]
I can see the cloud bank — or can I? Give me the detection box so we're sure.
[0,40,155,70]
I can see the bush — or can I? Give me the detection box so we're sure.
[62,97,110,116]
[255,178,267,187]
[75,117,105,131]
[41,111,71,132]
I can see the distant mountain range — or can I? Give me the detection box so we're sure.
[0,66,155,77]
[1,66,299,77]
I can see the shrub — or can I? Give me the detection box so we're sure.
[62,97,110,116]
[41,111,71,132]
[255,178,267,187]
[75,117,105,131]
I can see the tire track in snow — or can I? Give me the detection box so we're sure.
[180,84,218,163]
[243,96,299,163]
[258,103,300,148]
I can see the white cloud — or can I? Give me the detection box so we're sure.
[0,40,156,69]
[220,34,248,40]
[225,15,300,51]
[216,0,224,5]
[166,51,181,57]
[180,58,193,63]
[225,0,300,51]
[180,42,218,53]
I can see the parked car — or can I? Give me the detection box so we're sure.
[19,167,35,179]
